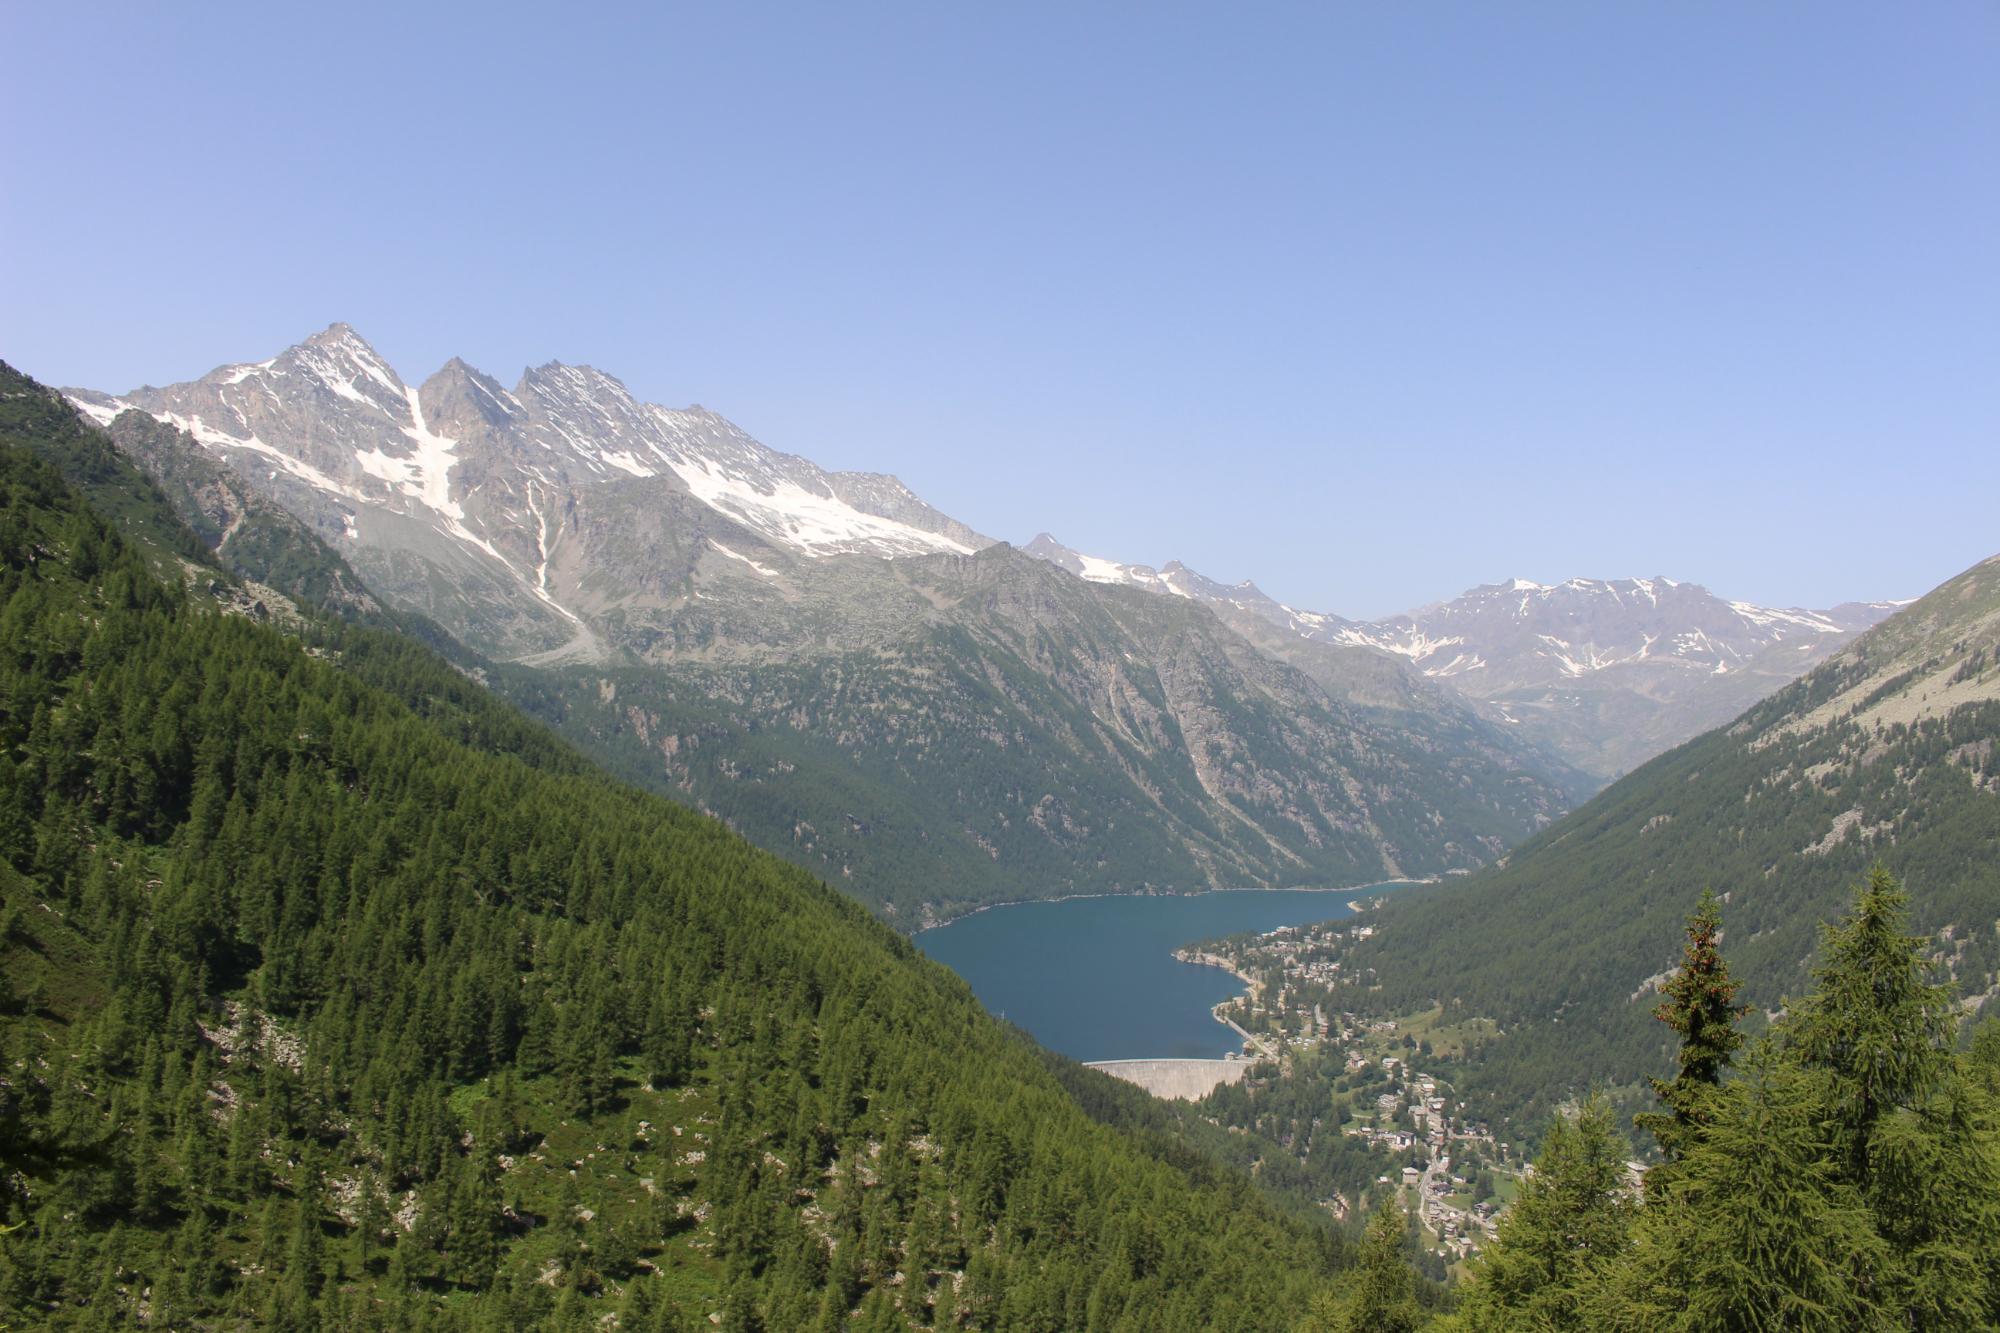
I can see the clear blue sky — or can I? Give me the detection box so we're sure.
[5,3,1994,617]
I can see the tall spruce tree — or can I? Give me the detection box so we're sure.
[1783,865,1956,1164]
[1634,888,1747,1166]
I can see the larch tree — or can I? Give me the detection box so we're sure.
[1778,865,2000,1330]
[1594,1051,1890,1332]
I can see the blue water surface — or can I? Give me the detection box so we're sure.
[916,887,1399,1062]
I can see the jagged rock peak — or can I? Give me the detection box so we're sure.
[70,323,997,574]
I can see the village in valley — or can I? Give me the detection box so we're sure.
[1178,914,1540,1267]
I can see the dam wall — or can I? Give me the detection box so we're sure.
[1084,1058,1250,1101]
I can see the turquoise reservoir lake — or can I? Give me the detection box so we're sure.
[916,888,1394,1062]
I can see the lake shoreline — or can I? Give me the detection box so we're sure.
[917,882,1426,1066]
[1174,948,1281,1062]
[913,877,1430,935]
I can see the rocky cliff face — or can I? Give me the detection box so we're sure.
[509,545,1573,918]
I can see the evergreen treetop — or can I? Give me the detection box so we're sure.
[1634,886,1748,1165]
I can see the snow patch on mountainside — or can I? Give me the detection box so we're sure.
[68,396,125,428]
[153,409,369,505]
[1076,552,1138,583]
[353,386,463,521]
[1025,535,1204,599]
[666,452,972,559]
[1428,652,1487,677]
[1726,601,1843,634]
[709,540,781,578]
[1333,628,1467,663]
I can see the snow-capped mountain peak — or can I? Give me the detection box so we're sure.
[68,326,993,595]
[1319,574,1882,680]
[66,325,1000,664]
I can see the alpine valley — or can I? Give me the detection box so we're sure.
[6,333,1997,1331]
[62,325,1893,919]
[12,9,1998,1327]
[1305,546,2000,1130]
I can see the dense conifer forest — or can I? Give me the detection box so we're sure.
[0,366,1348,1327]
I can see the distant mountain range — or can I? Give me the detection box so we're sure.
[1323,547,2000,1130]
[65,326,1586,917]
[1022,535,1904,782]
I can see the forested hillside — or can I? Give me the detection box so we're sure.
[1316,553,2000,1132]
[0,365,1345,1328]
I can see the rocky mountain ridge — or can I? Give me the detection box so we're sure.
[70,323,991,661]
[69,324,1893,777]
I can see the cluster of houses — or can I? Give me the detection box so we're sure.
[1351,1056,1508,1256]
[1195,920,1526,1260]
[1202,922,1383,1048]
[1411,1160,1502,1255]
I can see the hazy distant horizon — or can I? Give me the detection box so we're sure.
[6,3,1993,618]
